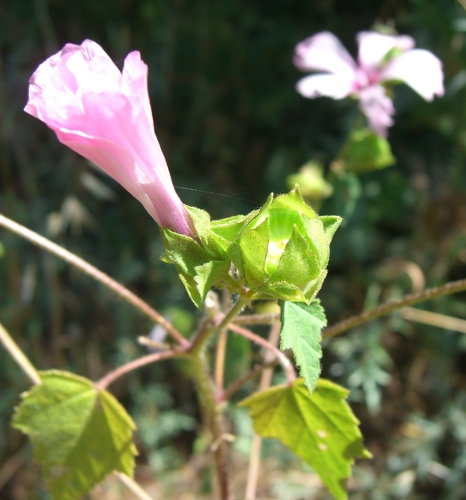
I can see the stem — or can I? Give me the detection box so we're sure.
[245,320,281,500]
[221,359,278,401]
[0,321,41,386]
[214,289,233,390]
[215,328,228,390]
[95,349,185,391]
[233,313,280,325]
[228,323,296,385]
[190,297,247,354]
[323,278,466,339]
[190,353,231,500]
[113,472,154,500]
[0,214,188,348]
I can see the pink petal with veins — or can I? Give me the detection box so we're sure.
[357,32,414,75]
[293,31,357,82]
[25,40,194,237]
[380,49,444,101]
[296,73,355,99]
[358,85,394,137]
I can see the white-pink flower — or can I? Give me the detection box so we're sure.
[25,40,194,237]
[294,31,444,136]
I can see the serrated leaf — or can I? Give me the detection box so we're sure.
[240,378,371,500]
[280,300,326,392]
[12,370,137,500]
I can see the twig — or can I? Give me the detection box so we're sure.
[215,328,228,390]
[190,296,246,354]
[323,278,466,339]
[0,321,41,386]
[113,472,154,500]
[0,442,30,491]
[214,289,233,390]
[245,320,281,500]
[221,359,278,401]
[0,214,188,347]
[95,349,185,391]
[233,313,280,325]
[401,307,466,334]
[228,323,296,385]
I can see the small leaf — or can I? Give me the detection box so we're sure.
[240,378,371,500]
[12,370,137,500]
[343,128,396,173]
[280,300,326,392]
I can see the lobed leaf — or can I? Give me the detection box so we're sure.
[240,378,371,500]
[12,370,137,500]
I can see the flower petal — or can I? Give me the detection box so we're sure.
[358,85,394,136]
[380,49,444,101]
[24,40,193,236]
[294,32,357,82]
[296,74,355,100]
[357,32,414,74]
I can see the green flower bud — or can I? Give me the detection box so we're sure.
[160,186,341,308]
[210,185,341,303]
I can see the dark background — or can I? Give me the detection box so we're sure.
[1,0,466,498]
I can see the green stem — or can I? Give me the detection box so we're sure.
[190,353,231,500]
[0,214,188,347]
[190,296,247,354]
[323,278,466,339]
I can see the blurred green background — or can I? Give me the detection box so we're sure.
[1,0,466,498]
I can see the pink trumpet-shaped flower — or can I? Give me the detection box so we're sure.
[25,40,195,237]
[294,31,444,136]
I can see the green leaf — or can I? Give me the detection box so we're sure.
[343,128,396,173]
[12,370,137,500]
[280,300,327,392]
[240,378,371,500]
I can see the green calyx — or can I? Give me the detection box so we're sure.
[160,186,341,308]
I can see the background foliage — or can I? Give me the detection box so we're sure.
[1,0,466,497]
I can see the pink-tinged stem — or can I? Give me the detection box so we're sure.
[228,323,296,386]
[0,214,189,347]
[95,349,185,391]
[323,278,466,339]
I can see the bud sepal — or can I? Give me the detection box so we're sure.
[161,186,341,307]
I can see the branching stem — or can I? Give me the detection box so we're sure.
[228,323,296,385]
[0,214,188,347]
[95,349,186,391]
[323,278,466,339]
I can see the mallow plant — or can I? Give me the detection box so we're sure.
[0,36,464,500]
[289,30,445,209]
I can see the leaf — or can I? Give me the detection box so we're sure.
[280,300,326,392]
[12,370,137,500]
[240,378,371,500]
[343,128,396,173]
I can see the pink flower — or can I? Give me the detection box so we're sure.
[25,40,195,237]
[294,31,444,136]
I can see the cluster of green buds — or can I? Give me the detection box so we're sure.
[160,186,341,308]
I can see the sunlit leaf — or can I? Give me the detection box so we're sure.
[280,300,326,392]
[241,378,371,500]
[12,370,137,500]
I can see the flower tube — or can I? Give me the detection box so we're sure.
[25,40,194,237]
